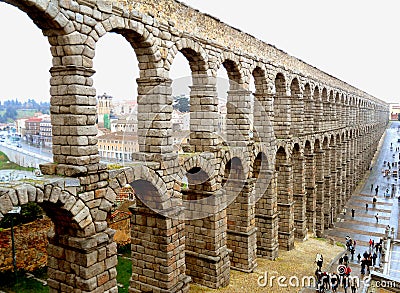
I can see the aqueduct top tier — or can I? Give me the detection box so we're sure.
[133,0,387,103]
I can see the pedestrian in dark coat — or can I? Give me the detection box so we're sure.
[372,252,377,266]
[343,253,349,266]
[357,253,361,263]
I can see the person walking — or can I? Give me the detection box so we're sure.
[315,253,323,269]
[343,275,349,293]
[361,259,366,275]
[371,183,374,192]
[373,196,377,207]
[350,276,359,293]
[351,208,355,218]
[372,252,377,266]
[350,246,355,260]
[343,253,349,266]
[375,213,379,223]
[366,203,368,211]
[331,272,339,293]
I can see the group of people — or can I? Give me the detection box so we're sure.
[315,269,358,293]
[314,236,385,292]
[344,237,356,260]
[314,252,358,293]
[357,238,383,274]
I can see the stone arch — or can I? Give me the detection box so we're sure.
[252,149,273,202]
[129,176,191,292]
[322,133,330,225]
[329,90,334,102]
[313,137,325,236]
[275,145,295,250]
[217,54,250,143]
[304,83,312,99]
[217,52,244,88]
[108,165,170,212]
[303,82,314,133]
[1,1,80,168]
[252,66,272,143]
[274,72,287,96]
[292,142,307,239]
[169,39,215,150]
[0,183,94,234]
[99,16,162,74]
[252,65,268,95]
[2,0,72,35]
[304,139,316,234]
[218,151,249,181]
[289,77,301,96]
[322,88,328,102]
[313,86,323,131]
[177,154,216,188]
[169,38,209,75]
[223,155,258,271]
[313,85,321,100]
[0,179,117,292]
[289,77,304,136]
[253,149,278,259]
[273,72,290,138]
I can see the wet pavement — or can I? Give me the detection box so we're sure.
[303,121,400,292]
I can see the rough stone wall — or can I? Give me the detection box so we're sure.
[0,217,53,272]
[0,175,118,293]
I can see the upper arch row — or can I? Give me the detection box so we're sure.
[6,0,388,111]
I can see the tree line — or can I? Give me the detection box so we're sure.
[0,99,50,123]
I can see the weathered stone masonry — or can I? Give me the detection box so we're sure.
[0,0,389,292]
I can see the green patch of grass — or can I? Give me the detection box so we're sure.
[19,178,45,185]
[0,151,35,171]
[313,237,327,242]
[0,271,48,293]
[117,256,132,293]
[336,241,345,248]
[107,163,123,170]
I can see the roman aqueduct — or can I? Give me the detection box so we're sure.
[0,0,389,292]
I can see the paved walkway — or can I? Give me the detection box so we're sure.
[303,121,400,292]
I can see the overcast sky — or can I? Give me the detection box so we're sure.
[0,0,398,104]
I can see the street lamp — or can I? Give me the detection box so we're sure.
[7,206,21,280]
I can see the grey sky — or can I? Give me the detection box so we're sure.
[0,1,398,104]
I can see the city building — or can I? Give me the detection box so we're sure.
[97,93,112,128]
[110,114,138,133]
[39,118,52,147]
[172,110,190,131]
[97,131,139,161]
[112,100,137,115]
[25,117,42,144]
[15,118,28,137]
